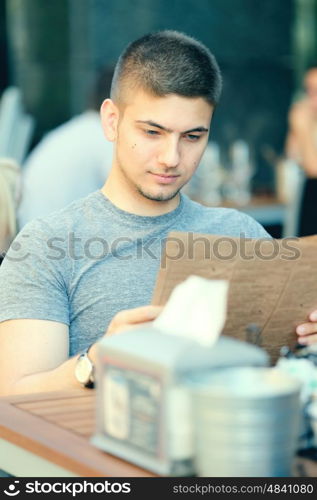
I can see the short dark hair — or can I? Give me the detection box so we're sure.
[111,30,222,107]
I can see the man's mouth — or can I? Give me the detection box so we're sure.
[150,172,180,184]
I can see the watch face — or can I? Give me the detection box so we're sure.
[75,353,94,385]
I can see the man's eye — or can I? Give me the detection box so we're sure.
[145,129,159,136]
[186,134,200,141]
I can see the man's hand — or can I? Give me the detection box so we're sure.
[106,305,163,336]
[296,310,317,345]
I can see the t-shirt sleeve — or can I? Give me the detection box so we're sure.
[239,212,273,239]
[0,219,70,325]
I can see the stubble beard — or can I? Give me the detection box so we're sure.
[135,184,182,202]
[117,155,184,203]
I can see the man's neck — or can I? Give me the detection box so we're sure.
[101,171,180,216]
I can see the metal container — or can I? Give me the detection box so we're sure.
[187,367,301,477]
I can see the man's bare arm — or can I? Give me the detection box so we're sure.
[0,319,80,396]
[0,306,163,396]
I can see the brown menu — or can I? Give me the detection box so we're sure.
[152,231,317,365]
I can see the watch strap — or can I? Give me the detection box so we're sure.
[75,343,95,388]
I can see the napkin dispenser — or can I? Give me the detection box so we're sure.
[91,326,269,476]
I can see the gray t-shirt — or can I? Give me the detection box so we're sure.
[0,191,270,355]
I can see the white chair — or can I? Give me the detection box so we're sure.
[0,87,35,164]
[0,157,21,255]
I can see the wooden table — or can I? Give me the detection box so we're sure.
[0,390,316,478]
[0,390,155,477]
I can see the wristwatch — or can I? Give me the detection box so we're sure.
[74,345,95,388]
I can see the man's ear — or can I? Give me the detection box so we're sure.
[100,98,119,142]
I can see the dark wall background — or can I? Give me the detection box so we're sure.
[3,0,296,192]
[5,0,70,140]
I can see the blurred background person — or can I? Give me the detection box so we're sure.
[17,66,114,229]
[286,63,317,237]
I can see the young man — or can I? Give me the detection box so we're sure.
[0,31,316,396]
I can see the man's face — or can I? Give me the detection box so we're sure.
[110,88,213,204]
[305,69,317,113]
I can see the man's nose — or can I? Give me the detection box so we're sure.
[158,137,180,168]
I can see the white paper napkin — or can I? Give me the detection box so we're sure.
[153,275,229,347]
